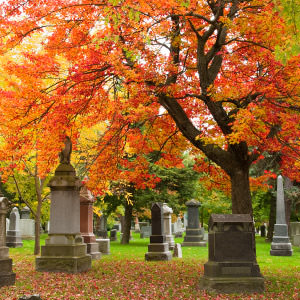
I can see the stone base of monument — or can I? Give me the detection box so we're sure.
[0,258,16,287]
[6,230,23,248]
[145,243,172,261]
[165,235,175,250]
[35,234,91,273]
[96,238,110,255]
[199,275,265,294]
[270,224,293,256]
[182,229,206,247]
[86,242,102,260]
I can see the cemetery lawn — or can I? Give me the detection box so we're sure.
[1,234,299,300]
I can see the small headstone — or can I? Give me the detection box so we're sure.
[289,222,300,247]
[270,175,293,256]
[20,207,35,240]
[6,218,9,233]
[182,200,206,247]
[145,202,172,261]
[173,243,182,258]
[0,196,16,287]
[96,238,110,255]
[6,207,23,248]
[199,214,264,293]
[260,224,266,237]
[110,229,117,241]
[98,215,108,238]
[163,203,175,250]
[20,206,31,219]
[140,225,151,238]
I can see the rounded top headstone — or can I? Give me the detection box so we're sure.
[185,199,200,207]
[12,207,19,213]
[21,206,31,219]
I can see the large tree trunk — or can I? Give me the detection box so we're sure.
[121,200,133,244]
[230,167,253,216]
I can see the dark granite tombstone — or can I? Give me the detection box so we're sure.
[145,203,172,261]
[0,196,16,287]
[110,229,117,241]
[260,224,266,237]
[199,214,264,293]
[182,199,206,247]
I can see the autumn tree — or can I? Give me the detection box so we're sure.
[0,0,299,218]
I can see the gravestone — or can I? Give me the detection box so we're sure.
[163,203,175,250]
[80,186,101,260]
[173,243,182,258]
[6,207,23,248]
[260,224,266,237]
[270,175,293,256]
[199,214,265,293]
[97,215,108,238]
[182,200,206,247]
[96,238,110,255]
[145,202,172,261]
[0,195,16,287]
[36,137,91,273]
[140,225,151,238]
[134,217,140,233]
[6,218,9,233]
[20,206,35,240]
[289,222,300,247]
[110,229,117,241]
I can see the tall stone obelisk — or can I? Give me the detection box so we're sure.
[36,137,92,272]
[270,175,293,256]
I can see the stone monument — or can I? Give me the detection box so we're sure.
[289,222,300,247]
[36,137,92,273]
[6,207,23,248]
[96,238,110,255]
[20,206,35,240]
[110,229,117,241]
[0,194,16,287]
[163,203,175,250]
[145,202,172,261]
[270,175,293,256]
[80,185,101,260]
[182,199,206,247]
[199,214,265,293]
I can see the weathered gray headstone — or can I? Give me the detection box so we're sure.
[140,225,151,238]
[6,218,9,233]
[6,207,23,248]
[270,175,293,256]
[20,206,35,240]
[36,137,91,273]
[97,215,108,238]
[173,243,182,258]
[289,222,300,247]
[145,202,172,261]
[96,238,111,255]
[163,203,175,250]
[199,214,265,293]
[0,195,16,287]
[182,199,206,247]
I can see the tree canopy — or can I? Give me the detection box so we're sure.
[0,1,299,215]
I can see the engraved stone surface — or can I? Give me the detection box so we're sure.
[270,176,293,256]
[96,238,110,255]
[163,203,175,250]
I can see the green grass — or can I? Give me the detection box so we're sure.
[1,233,299,300]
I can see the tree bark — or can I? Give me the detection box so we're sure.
[266,192,276,242]
[121,200,133,244]
[230,167,253,215]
